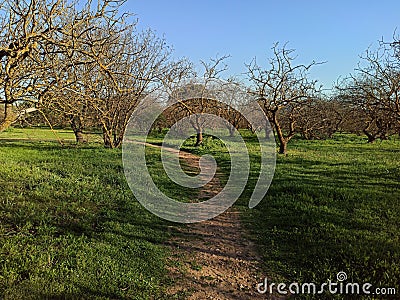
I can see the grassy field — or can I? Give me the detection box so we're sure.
[180,132,400,297]
[1,127,399,299]
[249,135,400,287]
[0,128,183,299]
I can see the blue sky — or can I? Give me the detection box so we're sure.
[123,1,400,91]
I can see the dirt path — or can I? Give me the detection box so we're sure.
[165,209,267,299]
[140,143,270,299]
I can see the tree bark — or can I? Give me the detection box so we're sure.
[272,113,288,154]
[264,122,273,140]
[70,116,87,143]
[276,128,288,154]
[363,129,376,143]
[279,141,287,155]
[195,129,203,147]
[102,127,113,148]
[0,103,16,132]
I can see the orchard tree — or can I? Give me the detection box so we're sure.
[0,0,127,133]
[30,2,190,147]
[359,45,400,128]
[216,79,252,137]
[295,98,345,140]
[336,43,400,142]
[247,43,321,154]
[91,29,191,148]
[39,6,132,143]
[166,56,229,146]
[165,85,219,146]
[336,76,398,142]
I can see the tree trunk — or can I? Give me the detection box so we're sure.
[70,116,87,143]
[103,135,113,148]
[229,125,235,137]
[278,141,287,155]
[363,130,376,143]
[264,122,273,140]
[113,132,123,149]
[276,130,288,154]
[103,127,114,148]
[0,103,16,132]
[195,129,203,147]
[102,123,126,149]
[272,113,288,155]
[249,125,256,134]
[74,130,86,143]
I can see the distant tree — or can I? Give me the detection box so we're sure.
[294,98,344,140]
[336,43,400,142]
[165,56,229,146]
[216,79,252,137]
[336,77,398,142]
[246,43,321,154]
[164,92,220,146]
[326,95,361,135]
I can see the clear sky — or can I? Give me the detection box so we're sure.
[123,1,400,91]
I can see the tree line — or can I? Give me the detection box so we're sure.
[1,0,399,154]
[0,0,191,148]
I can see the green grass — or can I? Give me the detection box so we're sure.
[248,135,400,287]
[1,128,400,299]
[1,126,103,144]
[0,130,187,299]
[144,145,200,203]
[149,131,400,298]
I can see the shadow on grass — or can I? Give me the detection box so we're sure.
[238,142,400,291]
[0,140,181,299]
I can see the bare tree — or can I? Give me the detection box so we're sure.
[215,79,252,137]
[295,97,345,140]
[336,76,398,142]
[166,84,218,146]
[0,0,127,133]
[40,5,131,143]
[3,0,191,147]
[246,43,321,154]
[361,47,400,125]
[336,44,400,142]
[166,56,229,146]
[92,30,191,148]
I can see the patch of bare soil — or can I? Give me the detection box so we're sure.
[156,146,283,299]
[166,209,267,299]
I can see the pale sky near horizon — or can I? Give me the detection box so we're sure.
[122,1,400,91]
